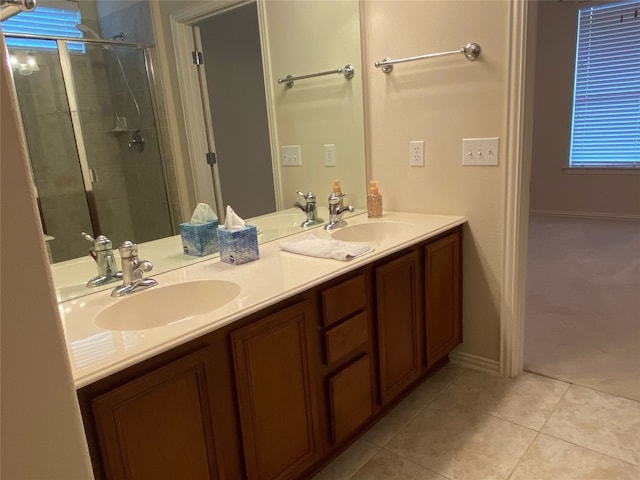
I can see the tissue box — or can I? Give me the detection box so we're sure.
[179,221,219,256]
[217,225,259,265]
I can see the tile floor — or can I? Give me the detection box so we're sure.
[312,364,640,480]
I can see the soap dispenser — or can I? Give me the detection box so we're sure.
[333,180,344,207]
[367,180,383,218]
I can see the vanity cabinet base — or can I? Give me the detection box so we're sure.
[78,226,462,480]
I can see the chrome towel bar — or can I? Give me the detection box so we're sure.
[278,64,354,88]
[375,43,481,73]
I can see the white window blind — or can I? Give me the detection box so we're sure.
[569,0,640,168]
[2,5,82,51]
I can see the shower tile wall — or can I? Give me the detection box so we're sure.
[96,0,178,238]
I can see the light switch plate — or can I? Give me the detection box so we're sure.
[462,137,499,166]
[281,145,302,166]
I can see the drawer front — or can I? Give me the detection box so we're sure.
[324,311,368,365]
[321,274,367,328]
[329,355,373,444]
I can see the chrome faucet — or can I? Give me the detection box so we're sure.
[111,241,157,297]
[82,232,122,287]
[324,192,354,230]
[294,191,324,228]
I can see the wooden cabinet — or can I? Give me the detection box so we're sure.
[78,227,463,480]
[88,347,221,480]
[231,302,321,480]
[424,229,462,368]
[375,250,422,405]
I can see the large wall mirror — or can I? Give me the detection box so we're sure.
[3,0,366,300]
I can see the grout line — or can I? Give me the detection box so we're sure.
[538,381,572,433]
[379,447,454,480]
[505,431,540,480]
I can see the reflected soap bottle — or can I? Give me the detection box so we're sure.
[367,180,382,218]
[333,180,344,207]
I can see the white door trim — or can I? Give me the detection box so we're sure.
[500,0,536,377]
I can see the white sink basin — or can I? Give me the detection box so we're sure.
[331,221,414,243]
[95,280,241,331]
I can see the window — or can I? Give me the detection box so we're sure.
[569,0,640,168]
[2,5,83,52]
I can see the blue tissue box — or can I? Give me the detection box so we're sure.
[217,225,259,265]
[179,221,219,256]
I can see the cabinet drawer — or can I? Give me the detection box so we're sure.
[321,274,367,328]
[329,355,373,444]
[324,311,368,364]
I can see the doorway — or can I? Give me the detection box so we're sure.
[170,0,277,221]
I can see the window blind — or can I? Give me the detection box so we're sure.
[2,5,83,51]
[569,0,640,168]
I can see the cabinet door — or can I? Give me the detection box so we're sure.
[425,231,461,368]
[376,250,422,405]
[91,348,220,480]
[329,354,373,444]
[231,302,321,480]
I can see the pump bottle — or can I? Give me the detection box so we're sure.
[367,180,382,218]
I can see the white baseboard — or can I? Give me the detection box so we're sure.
[449,350,500,375]
[530,209,640,222]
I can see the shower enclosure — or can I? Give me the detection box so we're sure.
[4,33,174,263]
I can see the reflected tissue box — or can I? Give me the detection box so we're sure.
[217,225,259,265]
[179,221,219,256]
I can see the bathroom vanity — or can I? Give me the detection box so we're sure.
[62,212,465,480]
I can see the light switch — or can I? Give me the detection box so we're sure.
[324,144,336,167]
[281,145,302,166]
[462,138,499,166]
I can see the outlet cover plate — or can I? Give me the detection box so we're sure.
[324,144,336,167]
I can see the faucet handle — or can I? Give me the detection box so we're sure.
[118,240,138,259]
[296,191,316,203]
[328,191,348,204]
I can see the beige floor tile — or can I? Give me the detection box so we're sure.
[437,370,569,430]
[542,385,640,466]
[386,395,536,480]
[363,363,467,447]
[311,437,379,480]
[351,449,448,479]
[510,434,640,480]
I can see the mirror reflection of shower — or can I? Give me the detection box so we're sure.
[76,23,144,150]
[4,22,174,262]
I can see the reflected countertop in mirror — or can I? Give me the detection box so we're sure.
[52,208,366,303]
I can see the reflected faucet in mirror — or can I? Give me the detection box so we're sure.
[294,191,324,228]
[82,232,121,288]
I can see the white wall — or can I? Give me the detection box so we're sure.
[530,0,640,217]
[0,41,93,479]
[364,0,510,364]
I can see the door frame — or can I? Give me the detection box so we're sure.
[500,0,537,377]
[169,0,281,218]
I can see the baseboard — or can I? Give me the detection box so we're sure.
[530,209,640,222]
[449,350,500,375]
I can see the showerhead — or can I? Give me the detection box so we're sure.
[75,23,102,40]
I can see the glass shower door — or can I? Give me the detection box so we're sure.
[7,42,94,263]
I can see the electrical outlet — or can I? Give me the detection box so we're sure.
[324,144,336,167]
[280,145,302,166]
[462,137,499,166]
[409,140,425,167]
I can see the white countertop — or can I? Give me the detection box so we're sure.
[59,212,466,389]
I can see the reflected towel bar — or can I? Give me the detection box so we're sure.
[278,64,354,88]
[375,43,481,73]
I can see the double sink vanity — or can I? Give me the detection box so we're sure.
[58,211,466,479]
